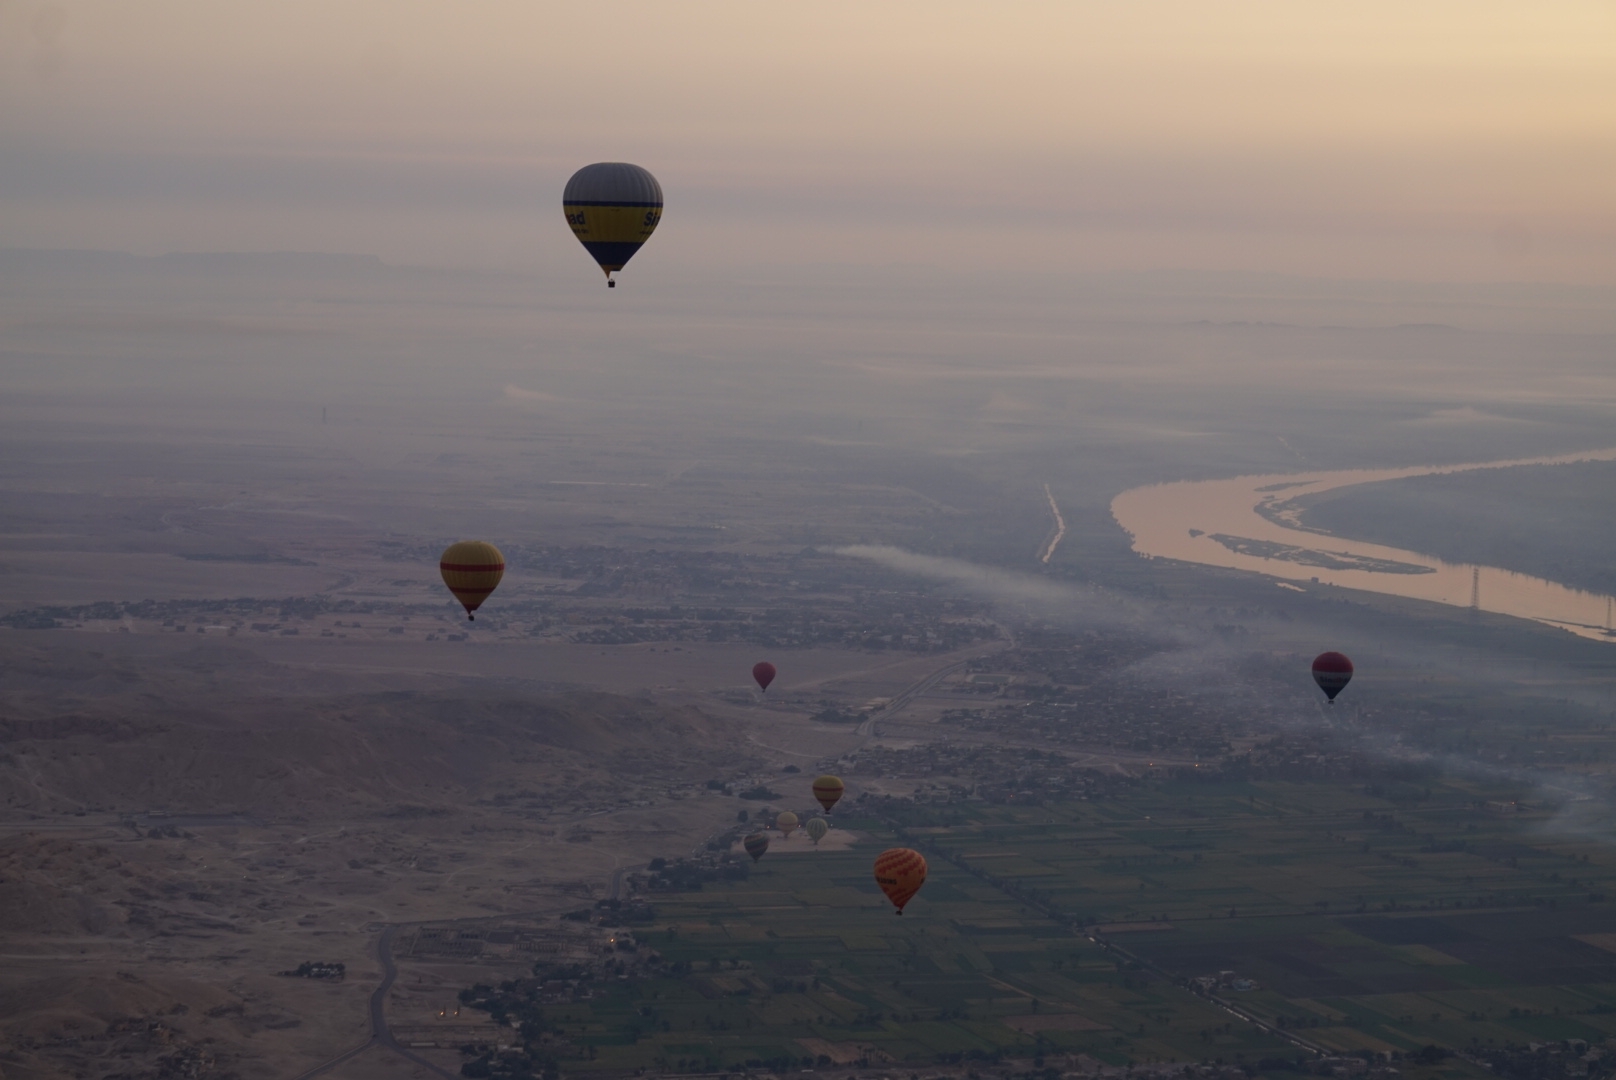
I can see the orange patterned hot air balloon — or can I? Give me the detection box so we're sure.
[743,833,770,863]
[439,541,505,621]
[874,848,927,915]
[812,774,845,813]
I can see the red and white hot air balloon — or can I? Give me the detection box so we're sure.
[1311,652,1354,703]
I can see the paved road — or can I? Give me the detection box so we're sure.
[610,862,640,901]
[855,657,976,736]
[289,924,456,1080]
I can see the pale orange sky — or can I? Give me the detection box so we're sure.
[1,1,1611,281]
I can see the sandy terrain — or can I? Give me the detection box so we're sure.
[0,613,975,1079]
[0,403,1017,1078]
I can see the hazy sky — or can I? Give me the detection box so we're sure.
[2,1,1611,282]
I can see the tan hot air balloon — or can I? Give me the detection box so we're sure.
[776,811,798,837]
[439,541,505,620]
[812,774,845,813]
[805,817,828,845]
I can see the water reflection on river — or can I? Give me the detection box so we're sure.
[1109,448,1616,643]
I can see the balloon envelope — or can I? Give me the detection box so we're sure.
[812,774,845,812]
[776,811,798,836]
[805,818,828,844]
[874,847,927,914]
[1312,651,1354,701]
[743,833,770,863]
[563,163,662,284]
[439,541,505,619]
[752,662,777,692]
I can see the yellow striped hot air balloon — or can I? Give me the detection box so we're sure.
[805,817,828,845]
[439,541,505,621]
[776,811,798,837]
[812,775,845,813]
[563,163,663,287]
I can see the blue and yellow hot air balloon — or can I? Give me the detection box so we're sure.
[563,163,662,287]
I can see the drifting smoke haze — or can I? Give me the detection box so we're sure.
[838,544,1163,635]
[844,541,1616,835]
[842,543,1344,731]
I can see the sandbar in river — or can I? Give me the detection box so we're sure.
[1109,448,1616,643]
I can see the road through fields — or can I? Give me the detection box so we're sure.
[1038,483,1066,564]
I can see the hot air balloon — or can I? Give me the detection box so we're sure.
[752,662,777,692]
[776,811,798,837]
[874,848,927,915]
[805,817,828,845]
[743,832,769,863]
[1312,651,1354,703]
[439,541,505,621]
[563,163,662,287]
[812,774,844,813]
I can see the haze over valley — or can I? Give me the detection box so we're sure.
[4,5,1616,1079]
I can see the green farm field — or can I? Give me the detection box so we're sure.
[472,775,1616,1076]
[525,833,1293,1074]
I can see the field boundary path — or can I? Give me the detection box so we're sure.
[289,924,458,1080]
[882,814,1331,1062]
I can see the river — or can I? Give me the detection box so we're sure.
[1109,447,1616,643]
